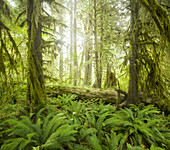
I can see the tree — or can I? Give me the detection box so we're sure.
[69,0,73,84]
[93,0,102,88]
[27,0,46,111]
[0,0,24,103]
[139,0,170,42]
[73,0,78,86]
[127,0,170,106]
[59,0,64,82]
[127,0,140,105]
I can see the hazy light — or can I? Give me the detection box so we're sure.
[8,0,16,7]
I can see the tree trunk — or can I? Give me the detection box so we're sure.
[127,0,140,105]
[78,51,84,85]
[27,0,46,112]
[84,16,92,86]
[59,1,63,82]
[93,0,101,88]
[69,1,73,84]
[73,0,78,86]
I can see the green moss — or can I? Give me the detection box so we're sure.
[27,5,46,112]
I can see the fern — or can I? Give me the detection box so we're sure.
[105,131,123,150]
[104,104,170,149]
[90,135,102,150]
[1,110,78,150]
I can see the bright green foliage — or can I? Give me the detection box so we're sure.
[0,94,169,150]
[104,103,170,149]
[0,110,78,150]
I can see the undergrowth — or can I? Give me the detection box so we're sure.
[0,94,169,150]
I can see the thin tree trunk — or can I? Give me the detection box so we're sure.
[127,0,140,105]
[59,1,63,82]
[84,18,89,85]
[69,1,73,84]
[78,51,84,85]
[93,0,101,88]
[73,0,78,86]
[84,16,92,86]
[27,0,46,112]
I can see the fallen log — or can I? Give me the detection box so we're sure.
[46,85,127,104]
[46,85,169,113]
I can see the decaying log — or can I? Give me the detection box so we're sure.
[46,85,169,113]
[46,85,127,103]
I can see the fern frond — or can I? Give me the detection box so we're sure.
[72,144,91,150]
[79,123,97,141]
[6,118,34,135]
[105,131,119,150]
[126,143,143,150]
[1,137,24,150]
[90,135,102,150]
[96,113,110,130]
[86,112,96,128]
[42,113,65,143]
[119,133,128,150]
[44,124,77,148]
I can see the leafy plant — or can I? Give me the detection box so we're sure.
[104,104,170,149]
[1,111,78,150]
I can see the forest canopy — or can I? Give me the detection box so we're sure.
[0,0,170,149]
[0,0,169,110]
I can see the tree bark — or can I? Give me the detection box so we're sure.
[27,0,46,112]
[93,0,102,88]
[84,14,92,86]
[127,0,140,105]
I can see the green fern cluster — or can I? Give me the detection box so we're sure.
[1,94,169,150]
[0,111,77,150]
[104,104,170,149]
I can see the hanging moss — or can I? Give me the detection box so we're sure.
[139,0,170,42]
[135,4,170,111]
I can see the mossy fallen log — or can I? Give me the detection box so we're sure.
[46,85,127,104]
[46,85,170,113]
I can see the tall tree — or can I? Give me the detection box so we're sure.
[93,0,102,88]
[73,0,78,86]
[69,0,73,84]
[84,14,92,86]
[127,0,140,105]
[59,0,64,82]
[27,0,46,111]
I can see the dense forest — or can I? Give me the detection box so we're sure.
[0,0,170,149]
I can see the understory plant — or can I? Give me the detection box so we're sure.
[0,110,78,150]
[0,94,169,150]
[104,103,170,149]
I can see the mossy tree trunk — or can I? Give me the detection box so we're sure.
[127,0,140,105]
[139,0,170,42]
[27,0,46,111]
